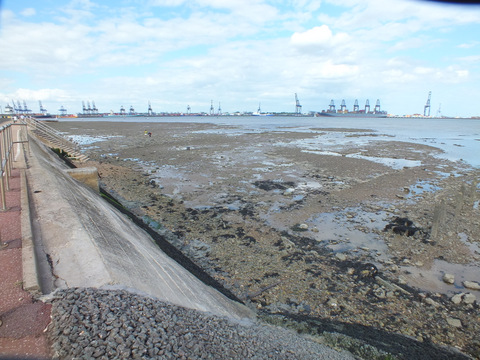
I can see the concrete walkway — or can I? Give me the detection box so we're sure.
[0,126,51,359]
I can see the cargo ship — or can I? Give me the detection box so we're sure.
[317,99,387,118]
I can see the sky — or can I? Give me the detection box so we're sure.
[0,0,479,117]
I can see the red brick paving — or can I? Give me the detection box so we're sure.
[0,169,51,359]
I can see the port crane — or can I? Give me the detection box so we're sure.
[92,101,98,114]
[374,99,381,113]
[328,100,335,112]
[186,105,191,115]
[209,100,214,115]
[365,99,370,113]
[295,93,302,115]
[39,101,47,114]
[424,91,431,117]
[353,99,359,112]
[218,102,222,115]
[340,99,347,113]
[148,101,153,116]
[59,106,67,116]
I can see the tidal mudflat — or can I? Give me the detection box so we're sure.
[51,118,480,358]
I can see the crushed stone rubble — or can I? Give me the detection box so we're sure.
[47,287,355,360]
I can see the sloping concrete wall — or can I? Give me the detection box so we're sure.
[25,136,254,320]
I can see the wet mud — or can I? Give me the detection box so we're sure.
[51,120,480,358]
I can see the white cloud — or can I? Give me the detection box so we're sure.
[20,8,36,17]
[291,25,333,47]
[0,0,479,116]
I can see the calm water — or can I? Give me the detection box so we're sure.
[69,116,480,168]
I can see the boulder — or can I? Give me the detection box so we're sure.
[463,281,480,290]
[442,273,455,285]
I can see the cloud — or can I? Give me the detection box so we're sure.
[1,0,479,116]
[20,8,36,17]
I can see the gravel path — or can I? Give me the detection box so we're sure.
[47,287,356,360]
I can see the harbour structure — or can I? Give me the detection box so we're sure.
[148,101,153,116]
[209,100,214,116]
[318,99,387,117]
[39,101,48,115]
[58,106,67,116]
[79,101,101,117]
[424,91,431,117]
[295,93,302,115]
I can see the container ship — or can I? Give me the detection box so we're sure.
[318,99,387,118]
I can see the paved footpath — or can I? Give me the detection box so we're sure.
[0,142,51,358]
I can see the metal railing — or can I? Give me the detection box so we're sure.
[24,117,87,161]
[0,121,28,211]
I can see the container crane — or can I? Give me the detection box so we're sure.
[374,99,381,113]
[148,101,153,116]
[365,99,370,113]
[59,106,67,116]
[353,99,359,112]
[39,101,47,114]
[424,91,431,117]
[328,100,336,112]
[295,93,302,115]
[340,99,347,113]
[210,100,214,116]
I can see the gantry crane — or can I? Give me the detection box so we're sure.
[39,101,47,114]
[424,91,431,117]
[365,99,370,113]
[92,101,98,114]
[295,93,302,115]
[328,100,336,112]
[210,100,214,115]
[148,101,153,116]
[353,99,359,112]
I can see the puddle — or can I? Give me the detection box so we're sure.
[458,232,480,257]
[67,134,123,145]
[401,259,480,298]
[405,180,442,199]
[345,153,422,170]
[306,208,391,260]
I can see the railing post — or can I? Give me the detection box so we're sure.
[0,125,7,211]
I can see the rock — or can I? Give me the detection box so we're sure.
[283,188,295,195]
[446,317,462,328]
[442,273,455,285]
[451,293,464,305]
[335,253,347,261]
[424,298,441,307]
[463,280,480,290]
[463,293,476,305]
[299,223,309,230]
[326,298,338,308]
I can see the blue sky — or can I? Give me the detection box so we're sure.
[0,0,479,117]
